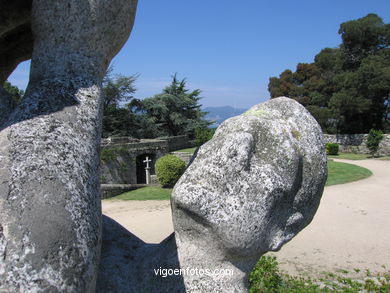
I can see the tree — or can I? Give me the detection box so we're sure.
[268,14,390,134]
[131,74,211,138]
[194,127,216,146]
[102,67,137,111]
[339,13,389,70]
[101,72,212,139]
[101,68,138,138]
[3,81,24,105]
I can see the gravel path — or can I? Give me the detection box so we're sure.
[102,159,390,276]
[268,159,390,277]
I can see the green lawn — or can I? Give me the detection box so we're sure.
[107,161,372,201]
[329,152,390,160]
[326,160,372,186]
[173,147,197,154]
[109,186,172,200]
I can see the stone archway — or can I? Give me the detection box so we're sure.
[136,153,156,184]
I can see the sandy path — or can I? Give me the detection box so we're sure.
[102,159,390,276]
[268,159,390,276]
[102,200,173,243]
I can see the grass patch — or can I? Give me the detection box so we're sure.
[173,147,198,154]
[109,161,373,201]
[109,187,172,200]
[249,255,390,292]
[326,160,372,186]
[329,153,390,160]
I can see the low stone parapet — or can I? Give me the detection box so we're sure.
[101,184,149,199]
[324,134,390,156]
[171,151,194,165]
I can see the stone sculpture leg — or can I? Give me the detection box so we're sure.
[0,1,137,291]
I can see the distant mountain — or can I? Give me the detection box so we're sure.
[204,106,247,127]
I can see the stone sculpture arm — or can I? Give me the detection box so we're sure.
[0,1,137,292]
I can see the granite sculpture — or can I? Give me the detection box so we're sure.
[171,97,327,292]
[0,0,138,292]
[1,1,326,292]
[97,97,327,293]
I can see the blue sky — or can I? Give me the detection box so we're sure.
[8,0,390,109]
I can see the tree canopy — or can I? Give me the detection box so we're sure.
[101,68,138,138]
[102,73,211,138]
[3,81,24,105]
[130,75,211,137]
[268,14,390,134]
[102,67,137,111]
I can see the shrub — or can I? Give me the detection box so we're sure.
[366,129,384,157]
[249,256,390,292]
[194,128,215,146]
[155,155,186,188]
[249,256,283,293]
[326,143,339,155]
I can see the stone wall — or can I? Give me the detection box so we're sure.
[100,135,192,185]
[171,151,194,165]
[156,135,193,151]
[101,184,149,199]
[100,146,166,184]
[324,134,390,156]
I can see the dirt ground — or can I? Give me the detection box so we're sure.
[102,159,390,277]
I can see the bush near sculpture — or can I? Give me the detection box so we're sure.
[156,154,186,188]
[366,129,384,157]
[326,143,339,155]
[194,127,215,146]
[249,256,390,292]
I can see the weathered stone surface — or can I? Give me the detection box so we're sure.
[0,0,138,292]
[171,97,327,292]
[0,87,15,126]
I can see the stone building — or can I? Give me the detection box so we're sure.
[100,135,192,185]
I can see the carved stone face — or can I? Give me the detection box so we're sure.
[171,98,327,259]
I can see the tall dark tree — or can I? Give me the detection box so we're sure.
[102,72,211,139]
[339,13,389,69]
[268,14,389,134]
[101,68,138,138]
[131,74,211,138]
[102,67,137,111]
[3,81,24,105]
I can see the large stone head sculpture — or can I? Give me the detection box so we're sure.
[171,97,327,292]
